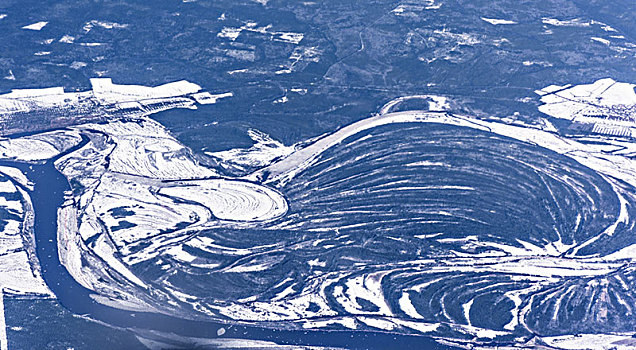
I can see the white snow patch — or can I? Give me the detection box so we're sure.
[206,129,297,170]
[302,317,357,329]
[166,245,197,263]
[228,69,248,75]
[59,35,75,43]
[542,18,590,27]
[218,27,242,41]
[218,23,303,45]
[398,292,423,319]
[0,181,16,193]
[543,333,636,350]
[481,17,517,25]
[70,61,87,70]
[290,88,307,94]
[83,20,128,32]
[405,160,449,167]
[273,96,288,104]
[307,258,326,268]
[591,37,611,45]
[159,179,287,222]
[0,167,31,190]
[192,91,232,104]
[380,94,450,114]
[462,298,473,325]
[22,21,48,31]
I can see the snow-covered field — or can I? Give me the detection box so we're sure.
[0,130,82,162]
[536,78,636,136]
[0,172,52,297]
